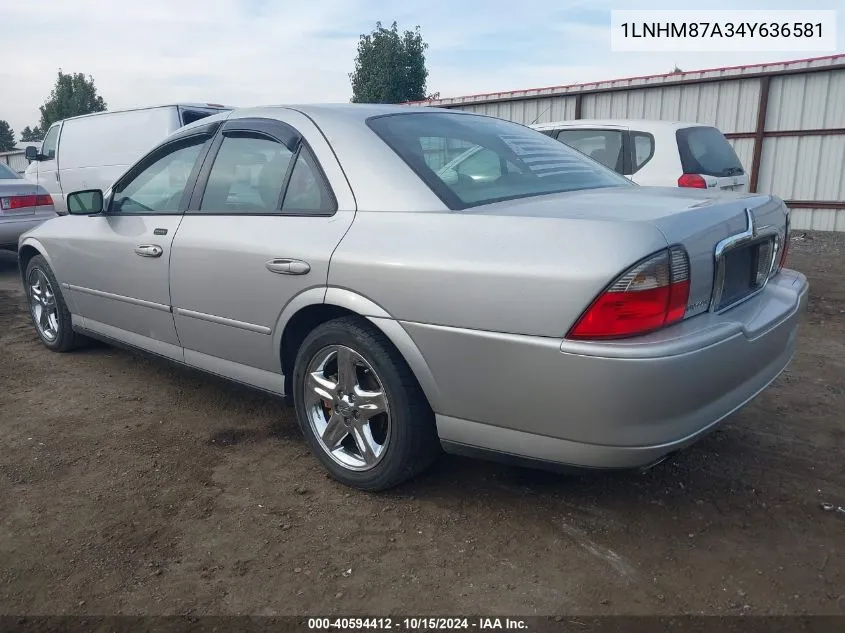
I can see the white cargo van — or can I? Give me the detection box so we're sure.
[24,103,230,213]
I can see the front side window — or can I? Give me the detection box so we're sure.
[112,138,206,214]
[368,113,630,209]
[40,125,60,160]
[556,129,625,173]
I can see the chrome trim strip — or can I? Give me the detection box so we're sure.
[709,208,779,314]
[174,307,271,335]
[65,284,171,312]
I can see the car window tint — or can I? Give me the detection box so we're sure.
[436,146,521,187]
[676,126,744,177]
[112,139,205,214]
[556,129,624,173]
[200,135,293,213]
[281,148,336,214]
[632,132,655,173]
[41,125,60,160]
[0,163,20,179]
[368,113,630,210]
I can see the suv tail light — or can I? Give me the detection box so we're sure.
[678,174,707,188]
[567,247,691,340]
[0,194,53,210]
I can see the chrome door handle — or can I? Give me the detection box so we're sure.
[135,244,163,258]
[265,258,311,275]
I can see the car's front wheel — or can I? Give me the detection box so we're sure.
[292,316,439,491]
[25,254,85,352]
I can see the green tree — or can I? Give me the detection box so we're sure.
[0,120,15,152]
[38,70,107,131]
[350,21,430,103]
[20,126,43,142]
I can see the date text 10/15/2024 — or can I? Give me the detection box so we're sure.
[307,618,528,631]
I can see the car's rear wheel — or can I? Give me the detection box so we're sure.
[25,255,85,352]
[292,316,439,491]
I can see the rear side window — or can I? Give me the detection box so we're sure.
[0,164,20,179]
[676,126,744,177]
[631,132,655,173]
[199,133,335,215]
[556,129,625,173]
[368,113,630,210]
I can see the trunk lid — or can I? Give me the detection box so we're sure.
[471,185,789,319]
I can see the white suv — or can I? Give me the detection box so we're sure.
[531,119,748,192]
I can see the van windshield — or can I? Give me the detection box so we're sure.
[368,112,632,210]
[676,126,744,177]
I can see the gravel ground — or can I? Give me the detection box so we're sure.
[0,231,843,616]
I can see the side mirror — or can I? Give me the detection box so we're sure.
[25,146,39,162]
[66,189,104,215]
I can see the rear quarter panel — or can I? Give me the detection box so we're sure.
[329,210,669,338]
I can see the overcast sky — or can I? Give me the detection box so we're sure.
[1,0,842,136]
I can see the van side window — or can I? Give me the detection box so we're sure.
[556,129,625,174]
[40,125,60,160]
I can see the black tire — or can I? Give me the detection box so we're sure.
[292,316,440,491]
[24,254,87,352]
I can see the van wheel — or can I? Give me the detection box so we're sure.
[292,316,440,491]
[25,255,86,352]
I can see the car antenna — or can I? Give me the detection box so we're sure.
[529,105,552,126]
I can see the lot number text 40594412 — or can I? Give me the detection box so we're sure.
[307,617,529,630]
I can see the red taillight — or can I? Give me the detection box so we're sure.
[567,248,691,340]
[678,173,707,188]
[0,194,53,210]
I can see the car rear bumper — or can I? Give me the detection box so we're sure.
[402,269,809,469]
[0,214,57,248]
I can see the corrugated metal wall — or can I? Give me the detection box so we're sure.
[0,151,28,174]
[428,58,845,232]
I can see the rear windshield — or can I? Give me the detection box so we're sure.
[368,112,632,209]
[676,126,744,177]
[0,164,20,179]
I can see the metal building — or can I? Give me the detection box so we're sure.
[0,146,29,175]
[410,54,845,232]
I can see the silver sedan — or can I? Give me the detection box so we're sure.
[1,163,57,250]
[17,105,808,490]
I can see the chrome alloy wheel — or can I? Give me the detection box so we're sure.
[28,268,60,342]
[303,345,391,471]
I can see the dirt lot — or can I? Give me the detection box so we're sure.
[1,232,844,617]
